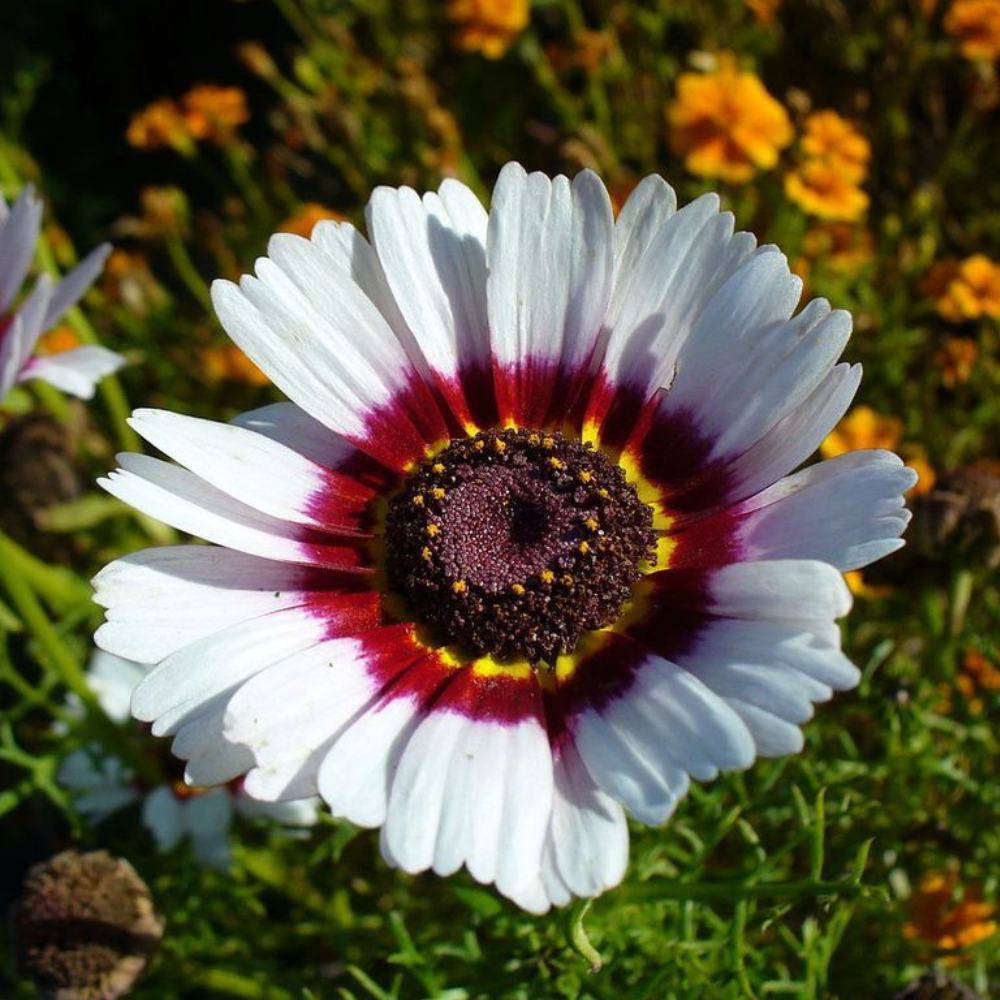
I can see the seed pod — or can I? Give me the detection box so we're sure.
[9,850,165,1000]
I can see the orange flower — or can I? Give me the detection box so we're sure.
[801,110,871,183]
[667,57,793,183]
[447,0,530,59]
[745,0,782,25]
[936,336,979,386]
[844,570,892,598]
[101,250,168,316]
[279,203,347,239]
[922,255,1000,322]
[821,406,903,459]
[905,873,998,961]
[35,325,81,355]
[200,344,270,386]
[181,85,249,144]
[904,452,937,497]
[944,0,1000,61]
[785,160,869,221]
[800,223,874,275]
[964,648,1000,691]
[126,98,192,152]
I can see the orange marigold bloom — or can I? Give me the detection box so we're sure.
[801,110,871,183]
[279,203,347,239]
[785,160,869,222]
[944,0,1000,61]
[905,873,998,960]
[200,344,270,386]
[904,452,937,497]
[821,406,903,459]
[447,0,530,59]
[964,648,1000,691]
[844,570,892,598]
[126,98,192,151]
[936,336,979,386]
[181,85,249,144]
[35,325,81,355]
[801,222,874,275]
[667,58,793,183]
[922,254,1000,322]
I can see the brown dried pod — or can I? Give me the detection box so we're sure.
[909,464,1000,568]
[9,850,165,1000]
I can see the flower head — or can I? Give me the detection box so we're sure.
[126,98,193,152]
[181,85,249,145]
[0,187,122,405]
[94,164,914,912]
[944,0,1000,61]
[59,651,320,868]
[800,111,871,183]
[905,873,998,961]
[921,255,1000,322]
[667,57,793,183]
[785,160,869,222]
[447,0,530,58]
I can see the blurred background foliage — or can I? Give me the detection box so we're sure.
[2,0,1000,997]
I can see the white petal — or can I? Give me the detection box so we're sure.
[575,652,754,824]
[236,792,322,826]
[367,179,489,386]
[0,187,43,313]
[128,408,371,533]
[0,276,53,390]
[42,242,112,328]
[141,786,185,851]
[131,606,329,733]
[730,450,916,571]
[384,709,553,901]
[20,344,125,398]
[99,454,367,570]
[317,695,423,828]
[597,194,755,408]
[93,545,335,664]
[185,790,235,868]
[86,650,149,722]
[231,402,373,471]
[226,636,384,801]
[487,164,613,419]
[540,742,629,905]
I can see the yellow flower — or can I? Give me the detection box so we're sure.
[944,0,1000,61]
[936,336,979,386]
[922,255,1000,323]
[181,85,249,144]
[279,203,347,239]
[801,110,871,183]
[199,344,270,386]
[784,160,869,221]
[447,0,530,59]
[904,873,998,961]
[126,98,192,152]
[820,406,903,459]
[667,57,793,183]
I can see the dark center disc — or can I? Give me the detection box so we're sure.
[384,428,656,665]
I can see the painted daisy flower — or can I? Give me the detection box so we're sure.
[0,186,122,403]
[94,163,914,912]
[60,651,320,869]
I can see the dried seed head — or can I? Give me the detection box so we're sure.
[9,850,165,1000]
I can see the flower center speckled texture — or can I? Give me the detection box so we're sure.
[385,428,656,664]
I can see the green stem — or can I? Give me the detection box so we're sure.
[568,898,603,972]
[0,531,90,703]
[0,531,93,609]
[184,966,293,1000]
[620,873,879,906]
[165,235,214,313]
